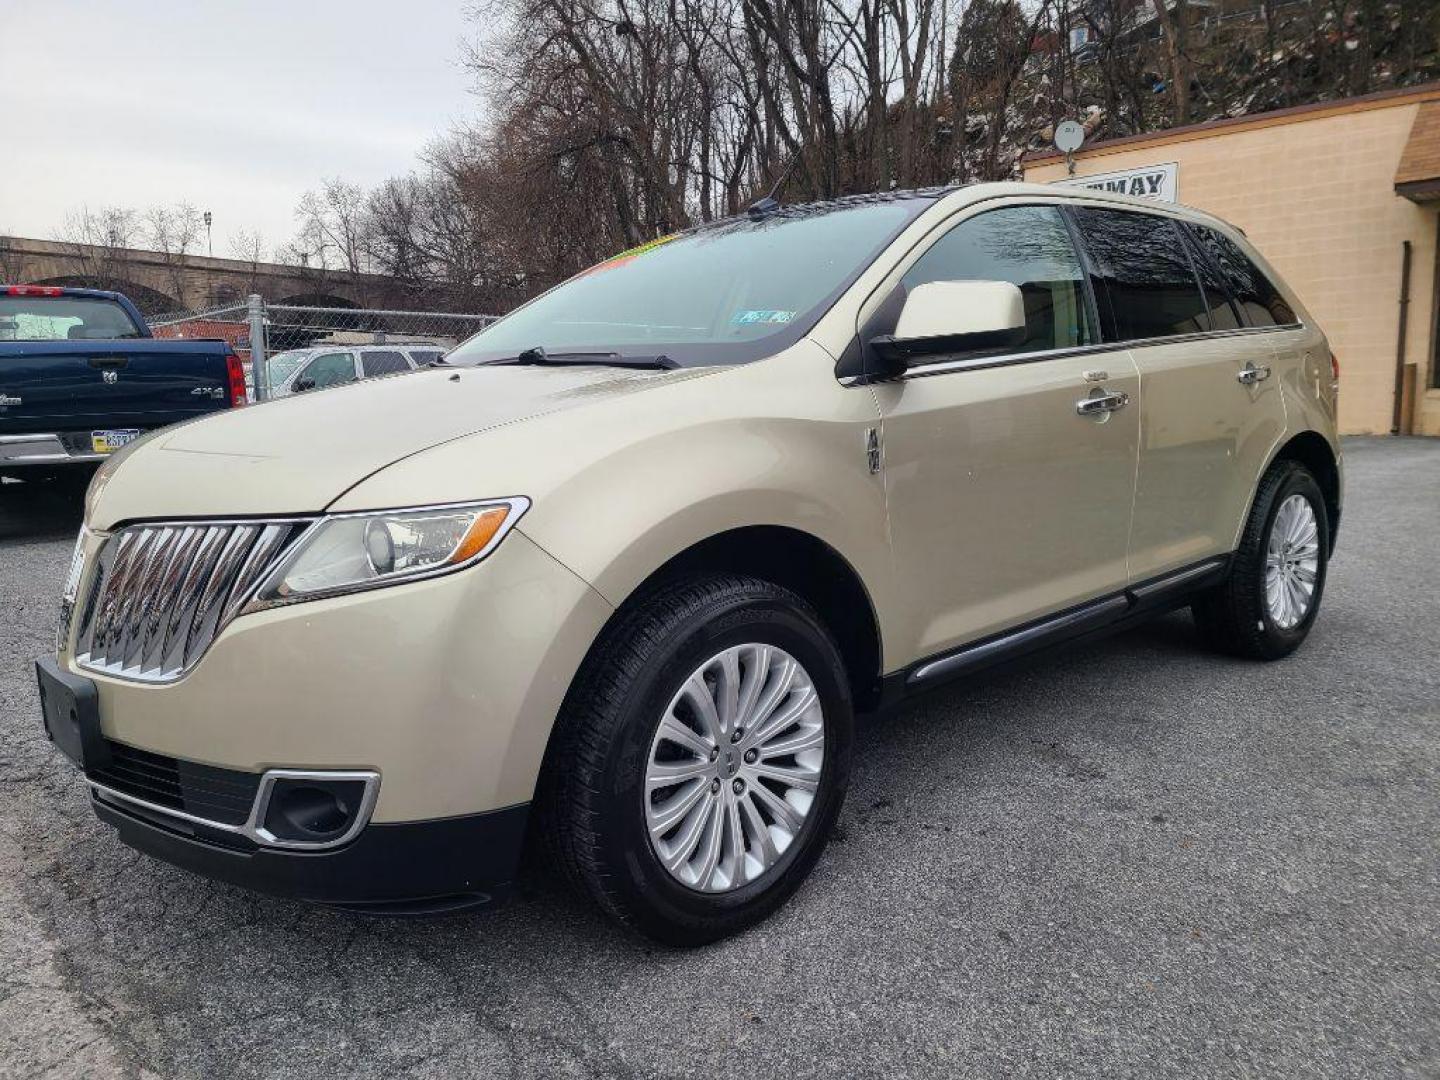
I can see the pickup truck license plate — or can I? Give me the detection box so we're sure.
[91,429,141,454]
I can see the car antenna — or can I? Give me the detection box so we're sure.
[747,164,792,219]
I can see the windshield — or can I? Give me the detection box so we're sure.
[0,296,143,341]
[445,197,932,367]
[267,350,311,384]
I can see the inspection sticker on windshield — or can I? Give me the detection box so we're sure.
[731,309,795,325]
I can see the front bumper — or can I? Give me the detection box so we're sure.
[61,529,613,824]
[39,652,532,911]
[93,788,529,912]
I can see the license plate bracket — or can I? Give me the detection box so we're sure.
[35,656,109,771]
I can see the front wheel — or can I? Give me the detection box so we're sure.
[539,575,853,946]
[1193,459,1330,660]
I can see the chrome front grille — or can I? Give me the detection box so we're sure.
[73,519,308,683]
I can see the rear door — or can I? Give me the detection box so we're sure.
[873,203,1140,659]
[1067,207,1288,581]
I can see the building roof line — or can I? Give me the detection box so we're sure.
[1024,80,1440,165]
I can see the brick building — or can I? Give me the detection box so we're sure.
[1025,83,1440,436]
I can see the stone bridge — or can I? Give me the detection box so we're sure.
[0,235,404,315]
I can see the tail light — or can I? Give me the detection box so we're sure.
[225,352,249,407]
[1329,350,1340,394]
[5,285,64,297]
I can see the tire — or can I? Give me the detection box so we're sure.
[538,574,854,946]
[1192,459,1330,660]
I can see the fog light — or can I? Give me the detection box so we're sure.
[262,777,367,843]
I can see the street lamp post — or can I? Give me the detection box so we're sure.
[203,211,213,257]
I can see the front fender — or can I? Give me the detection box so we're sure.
[335,341,899,667]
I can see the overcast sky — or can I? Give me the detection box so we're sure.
[0,1,480,258]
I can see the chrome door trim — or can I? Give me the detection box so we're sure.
[887,323,1304,383]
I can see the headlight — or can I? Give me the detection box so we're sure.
[247,498,529,609]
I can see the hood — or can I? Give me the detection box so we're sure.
[87,363,712,529]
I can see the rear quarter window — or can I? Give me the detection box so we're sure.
[360,350,410,377]
[1187,224,1297,327]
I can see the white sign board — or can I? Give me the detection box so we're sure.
[1057,162,1178,202]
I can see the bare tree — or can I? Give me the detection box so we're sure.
[53,206,138,291]
[276,0,1440,316]
[292,179,373,274]
[228,229,271,298]
[144,202,204,308]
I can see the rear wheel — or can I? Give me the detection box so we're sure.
[539,574,853,946]
[1193,460,1329,660]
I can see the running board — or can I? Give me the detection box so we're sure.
[905,557,1227,689]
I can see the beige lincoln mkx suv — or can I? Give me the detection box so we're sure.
[36,183,1340,944]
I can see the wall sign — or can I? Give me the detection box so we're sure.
[1057,162,1179,202]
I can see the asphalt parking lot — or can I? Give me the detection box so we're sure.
[1,437,1437,1079]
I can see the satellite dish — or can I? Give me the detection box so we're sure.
[1054,120,1085,154]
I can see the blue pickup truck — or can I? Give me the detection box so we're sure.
[0,286,247,484]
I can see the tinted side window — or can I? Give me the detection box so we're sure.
[407,349,443,367]
[902,205,1094,355]
[1187,225,1296,327]
[1071,208,1210,341]
[361,350,409,377]
[298,352,356,389]
[1183,232,1243,331]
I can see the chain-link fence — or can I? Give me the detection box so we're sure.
[148,296,499,401]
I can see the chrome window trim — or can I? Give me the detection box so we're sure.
[836,190,1305,386]
[883,322,1306,383]
[91,767,381,851]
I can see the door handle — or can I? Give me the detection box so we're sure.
[1237,362,1272,385]
[1076,390,1130,416]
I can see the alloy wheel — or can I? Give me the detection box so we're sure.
[643,643,825,893]
[1265,493,1320,629]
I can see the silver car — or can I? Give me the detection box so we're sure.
[265,343,446,397]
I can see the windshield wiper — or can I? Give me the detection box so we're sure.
[494,346,678,370]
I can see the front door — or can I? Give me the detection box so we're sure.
[871,204,1140,664]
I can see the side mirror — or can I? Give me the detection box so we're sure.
[869,280,1027,378]
[294,377,316,392]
